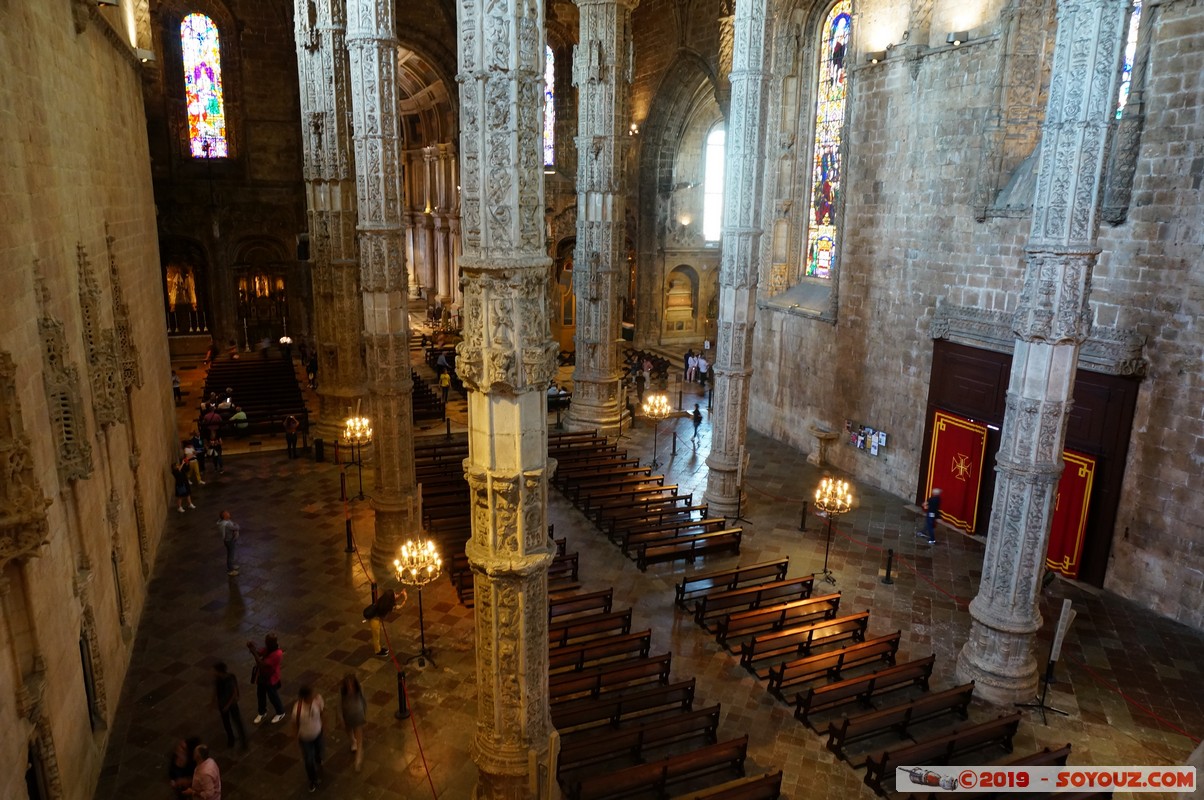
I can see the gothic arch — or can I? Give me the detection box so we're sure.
[159,236,212,336]
[151,0,244,166]
[634,53,723,345]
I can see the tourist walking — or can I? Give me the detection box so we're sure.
[692,403,703,443]
[339,674,368,771]
[292,685,325,792]
[917,487,943,545]
[216,510,240,576]
[212,662,246,749]
[172,457,195,513]
[206,433,224,474]
[439,369,451,408]
[172,370,182,405]
[246,634,286,724]
[284,415,300,459]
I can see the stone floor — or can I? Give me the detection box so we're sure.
[97,352,1204,799]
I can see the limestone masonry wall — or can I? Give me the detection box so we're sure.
[749,0,1203,630]
[0,3,174,799]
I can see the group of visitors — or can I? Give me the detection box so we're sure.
[171,428,225,513]
[684,348,711,387]
[168,633,372,797]
[200,389,249,438]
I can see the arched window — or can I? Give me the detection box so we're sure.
[181,13,228,158]
[544,45,556,168]
[803,0,851,279]
[702,126,726,242]
[1116,0,1142,119]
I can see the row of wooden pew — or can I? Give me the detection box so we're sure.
[671,558,1100,797]
[549,583,783,799]
[550,431,743,570]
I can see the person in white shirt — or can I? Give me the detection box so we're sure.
[292,685,325,792]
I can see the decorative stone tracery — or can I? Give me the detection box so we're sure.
[704,0,770,516]
[0,354,52,569]
[294,0,367,432]
[564,0,638,435]
[77,243,126,429]
[956,0,1129,705]
[345,0,421,583]
[35,265,92,485]
[457,0,560,791]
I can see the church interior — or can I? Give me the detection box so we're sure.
[1,0,1201,798]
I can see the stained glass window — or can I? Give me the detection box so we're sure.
[181,13,228,158]
[702,127,726,242]
[1115,0,1142,119]
[804,1,850,279]
[544,46,556,168]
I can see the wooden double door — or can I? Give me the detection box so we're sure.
[918,341,1139,586]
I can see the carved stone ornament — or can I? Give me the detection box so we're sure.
[0,352,53,568]
[929,301,1147,377]
[17,657,66,800]
[35,265,93,484]
[78,243,126,428]
[105,225,143,390]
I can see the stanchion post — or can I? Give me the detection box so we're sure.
[445,418,451,439]
[370,582,379,603]
[882,548,894,584]
[344,512,355,554]
[340,471,347,503]
[671,430,677,456]
[394,670,410,719]
[798,501,808,531]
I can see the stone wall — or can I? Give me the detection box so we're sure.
[747,0,1204,629]
[0,2,174,798]
[1093,0,1204,630]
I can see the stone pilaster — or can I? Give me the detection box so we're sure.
[346,0,421,584]
[703,0,769,517]
[456,0,560,792]
[294,0,366,435]
[956,0,1128,705]
[565,0,638,435]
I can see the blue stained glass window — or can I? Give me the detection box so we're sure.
[181,13,228,158]
[544,46,555,168]
[804,1,850,280]
[1116,0,1142,119]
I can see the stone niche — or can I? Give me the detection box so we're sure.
[663,265,698,335]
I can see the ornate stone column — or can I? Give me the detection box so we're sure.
[564,0,638,434]
[457,0,560,792]
[956,0,1128,705]
[345,0,421,583]
[293,0,366,433]
[703,0,769,516]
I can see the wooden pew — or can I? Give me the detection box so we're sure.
[675,771,784,800]
[549,609,634,648]
[693,575,816,628]
[613,505,708,536]
[558,705,721,776]
[569,735,749,800]
[794,655,935,726]
[636,528,742,571]
[675,559,791,608]
[550,589,614,620]
[600,495,699,529]
[586,485,681,519]
[549,630,653,673]
[740,611,870,673]
[549,653,673,701]
[621,518,729,556]
[826,683,975,760]
[592,486,688,525]
[715,592,841,648]
[901,745,1073,799]
[862,713,1022,797]
[576,476,668,510]
[551,678,696,732]
[767,632,902,694]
